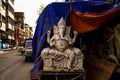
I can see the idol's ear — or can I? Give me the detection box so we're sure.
[53,25,57,28]
[58,17,66,26]
[53,25,57,30]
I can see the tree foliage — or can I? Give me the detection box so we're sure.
[37,0,60,15]
[37,4,46,15]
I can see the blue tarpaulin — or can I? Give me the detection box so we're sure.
[32,1,120,79]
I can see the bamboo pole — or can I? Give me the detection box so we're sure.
[69,0,72,26]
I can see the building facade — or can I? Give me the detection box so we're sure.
[14,12,25,46]
[6,0,15,47]
[0,0,7,43]
[0,0,14,48]
[24,23,33,39]
[0,0,34,48]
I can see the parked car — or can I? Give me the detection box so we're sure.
[17,42,25,55]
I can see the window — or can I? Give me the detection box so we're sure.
[2,1,6,10]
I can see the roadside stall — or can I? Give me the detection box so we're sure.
[32,0,120,80]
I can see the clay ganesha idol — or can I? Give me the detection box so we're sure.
[41,17,84,71]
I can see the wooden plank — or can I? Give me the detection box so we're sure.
[39,70,86,80]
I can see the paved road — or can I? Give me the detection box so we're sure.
[0,50,33,80]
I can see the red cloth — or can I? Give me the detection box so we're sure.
[71,6,120,33]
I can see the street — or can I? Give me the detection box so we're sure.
[0,50,33,80]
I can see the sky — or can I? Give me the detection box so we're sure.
[14,0,63,33]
